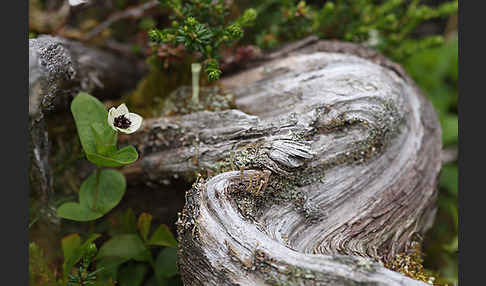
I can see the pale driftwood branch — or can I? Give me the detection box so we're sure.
[124,41,442,285]
[83,0,160,41]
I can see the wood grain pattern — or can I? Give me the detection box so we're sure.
[141,41,442,285]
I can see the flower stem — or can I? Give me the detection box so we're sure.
[92,167,101,211]
[191,63,202,105]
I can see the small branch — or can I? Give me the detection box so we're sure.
[265,35,319,60]
[103,39,139,57]
[83,0,160,41]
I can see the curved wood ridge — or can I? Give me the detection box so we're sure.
[136,41,442,285]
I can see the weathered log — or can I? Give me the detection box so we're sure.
[128,41,441,285]
[29,35,143,207]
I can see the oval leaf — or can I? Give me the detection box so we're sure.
[96,257,129,283]
[57,202,103,222]
[138,213,153,242]
[79,169,126,215]
[148,225,178,248]
[97,234,150,262]
[86,145,138,167]
[155,247,178,279]
[61,233,81,262]
[121,208,138,234]
[91,122,117,156]
[118,262,149,286]
[71,93,116,155]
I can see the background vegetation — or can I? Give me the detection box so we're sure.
[29,0,458,285]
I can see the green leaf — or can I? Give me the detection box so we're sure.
[138,213,153,242]
[91,122,117,156]
[71,93,115,156]
[155,247,178,279]
[79,169,126,214]
[443,236,458,253]
[97,257,129,283]
[63,233,101,276]
[440,114,458,146]
[122,208,138,234]
[61,233,81,262]
[86,145,138,167]
[57,169,126,221]
[57,202,103,222]
[148,225,178,248]
[440,164,458,196]
[97,234,150,262]
[144,275,166,286]
[118,262,149,286]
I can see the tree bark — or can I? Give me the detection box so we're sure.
[126,40,441,285]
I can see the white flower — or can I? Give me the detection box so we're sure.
[107,103,143,134]
[69,0,89,6]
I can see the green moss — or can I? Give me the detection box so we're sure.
[385,240,445,285]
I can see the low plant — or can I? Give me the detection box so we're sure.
[244,0,457,63]
[31,209,179,286]
[64,237,102,286]
[312,0,458,61]
[56,93,143,221]
[148,0,257,103]
[250,0,313,50]
[95,210,179,286]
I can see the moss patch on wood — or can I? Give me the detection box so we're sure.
[385,239,444,285]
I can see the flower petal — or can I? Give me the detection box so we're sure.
[120,113,143,134]
[116,127,126,133]
[115,103,129,117]
[69,0,89,6]
[107,107,117,131]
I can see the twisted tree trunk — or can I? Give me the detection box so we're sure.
[129,40,441,285]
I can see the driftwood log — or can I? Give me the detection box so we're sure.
[29,35,143,207]
[125,40,442,285]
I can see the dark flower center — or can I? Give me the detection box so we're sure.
[114,115,131,129]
